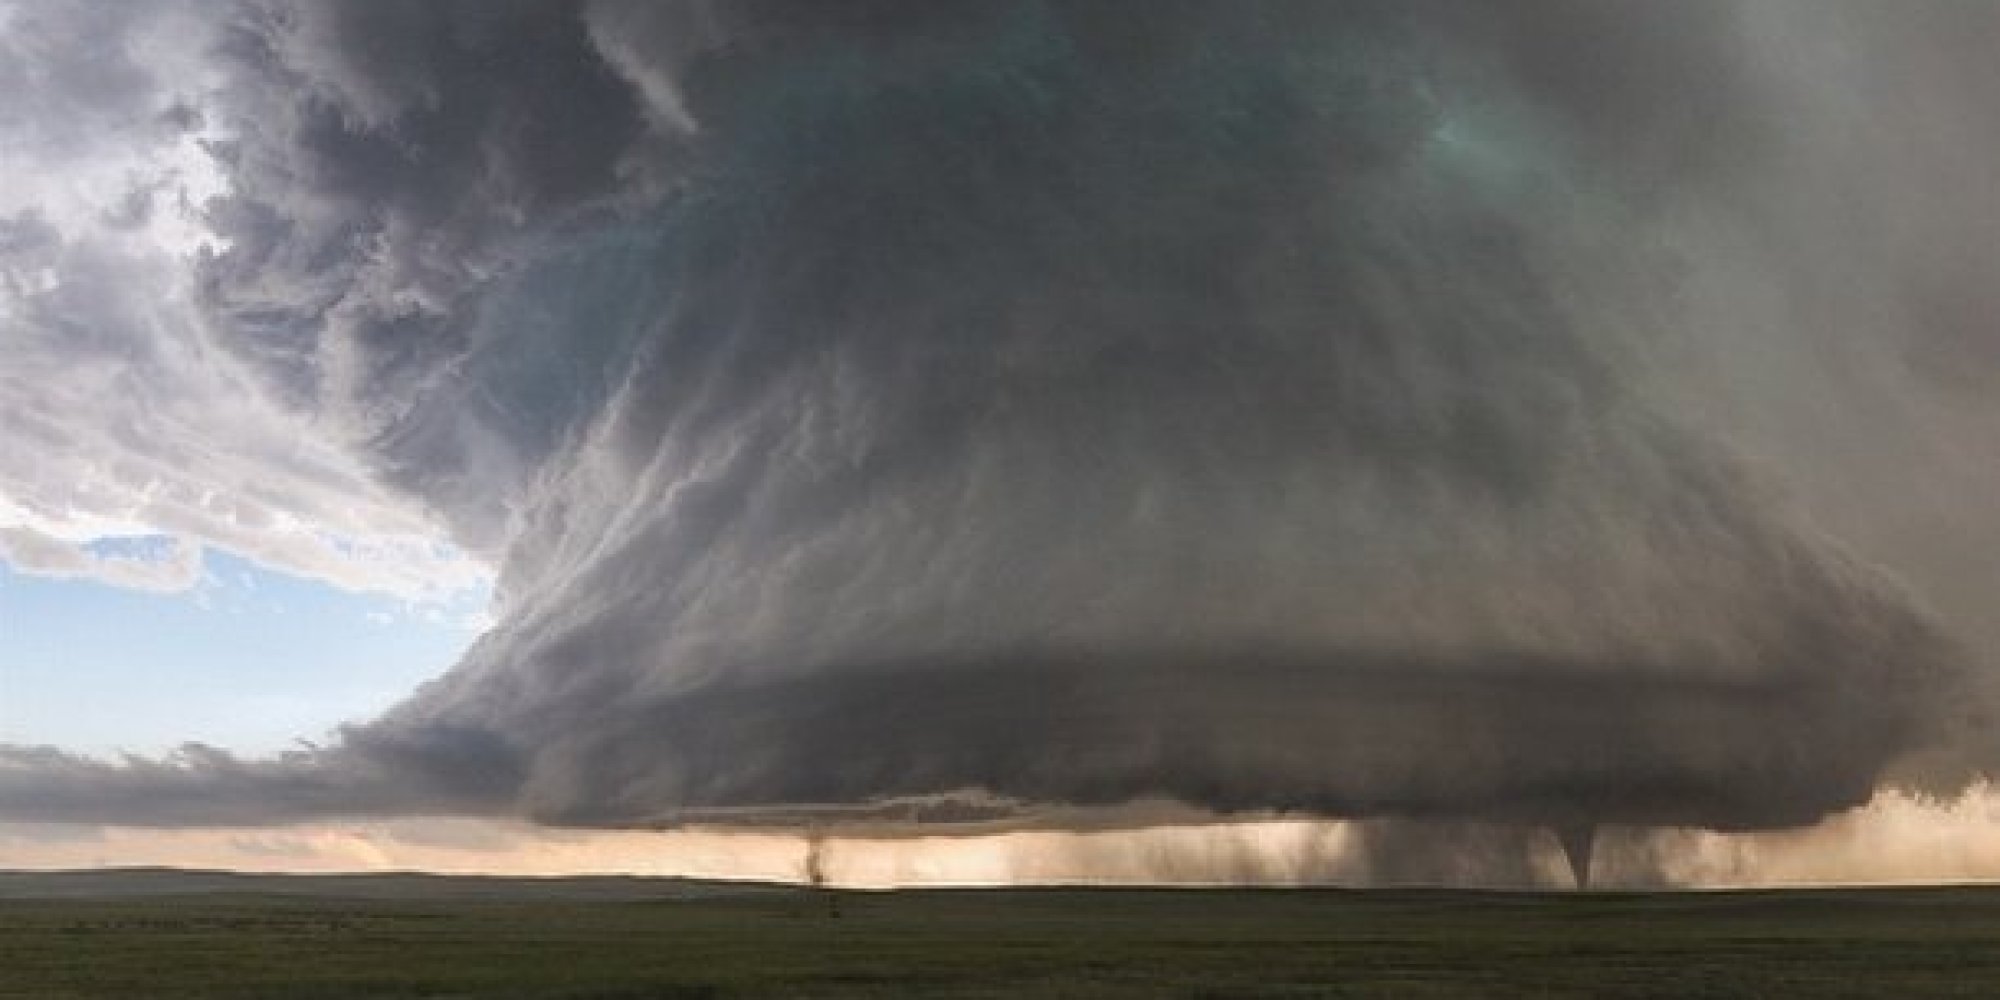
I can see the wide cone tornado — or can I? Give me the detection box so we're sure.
[1556,825,1597,890]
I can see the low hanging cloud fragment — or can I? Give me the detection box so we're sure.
[3,0,1997,865]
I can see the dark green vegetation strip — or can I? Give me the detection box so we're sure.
[5,886,2000,998]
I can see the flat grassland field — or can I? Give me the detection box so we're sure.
[4,873,2000,998]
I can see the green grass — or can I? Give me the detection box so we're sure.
[5,880,2000,998]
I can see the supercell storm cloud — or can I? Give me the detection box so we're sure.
[4,1,1999,867]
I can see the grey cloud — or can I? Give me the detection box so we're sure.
[0,728,517,828]
[196,0,654,553]
[0,0,484,600]
[0,0,203,157]
[2,1,1995,873]
[0,210,59,258]
[1643,1,2000,770]
[0,217,483,599]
